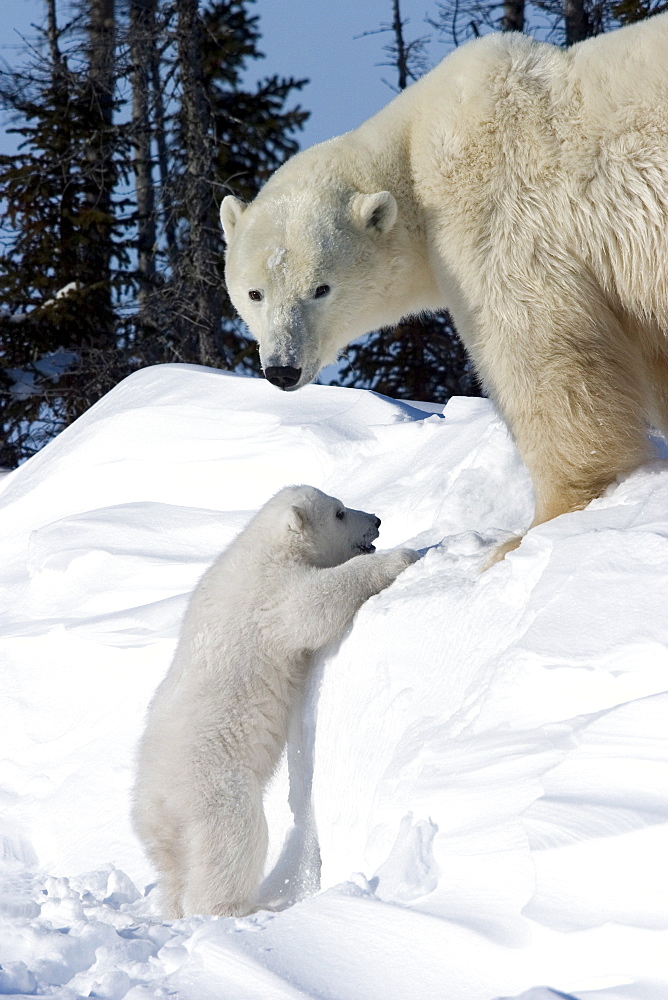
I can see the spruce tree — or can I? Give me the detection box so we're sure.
[153,0,308,373]
[0,0,131,465]
[333,314,480,402]
[0,0,309,465]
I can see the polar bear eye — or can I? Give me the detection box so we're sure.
[314,284,330,299]
[335,509,345,520]
[248,289,263,302]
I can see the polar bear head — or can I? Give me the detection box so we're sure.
[266,485,381,567]
[221,182,407,391]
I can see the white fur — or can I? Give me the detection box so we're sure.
[222,18,668,559]
[133,485,417,917]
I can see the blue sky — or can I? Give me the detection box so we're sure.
[0,0,447,153]
[245,0,444,148]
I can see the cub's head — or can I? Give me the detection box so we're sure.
[220,182,400,391]
[271,485,380,567]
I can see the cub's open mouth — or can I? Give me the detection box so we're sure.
[356,543,376,554]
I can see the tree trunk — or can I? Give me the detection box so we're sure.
[500,0,525,31]
[150,24,177,266]
[46,0,77,288]
[129,0,156,327]
[175,0,221,366]
[46,0,66,82]
[391,0,409,90]
[83,0,116,342]
[564,0,592,44]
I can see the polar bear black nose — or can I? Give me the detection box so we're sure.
[374,517,381,528]
[265,366,302,389]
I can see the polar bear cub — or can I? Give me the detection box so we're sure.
[133,485,418,918]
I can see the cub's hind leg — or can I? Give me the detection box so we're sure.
[182,765,268,917]
[133,795,187,919]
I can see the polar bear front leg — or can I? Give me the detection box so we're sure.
[287,549,419,650]
[476,296,652,567]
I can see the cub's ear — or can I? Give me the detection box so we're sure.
[352,191,398,234]
[287,505,307,534]
[220,195,246,240]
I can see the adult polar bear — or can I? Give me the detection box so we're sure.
[221,18,668,562]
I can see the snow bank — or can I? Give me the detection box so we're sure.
[0,364,666,999]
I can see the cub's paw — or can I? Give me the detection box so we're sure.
[384,548,420,576]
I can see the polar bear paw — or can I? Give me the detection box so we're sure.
[384,548,420,577]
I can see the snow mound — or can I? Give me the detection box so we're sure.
[0,364,666,999]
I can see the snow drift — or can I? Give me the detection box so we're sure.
[0,364,666,1000]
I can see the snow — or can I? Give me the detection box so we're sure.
[6,349,78,400]
[55,283,82,300]
[0,363,667,1000]
[267,246,288,270]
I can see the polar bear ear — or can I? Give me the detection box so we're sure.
[287,505,307,534]
[352,191,398,234]
[220,195,246,240]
